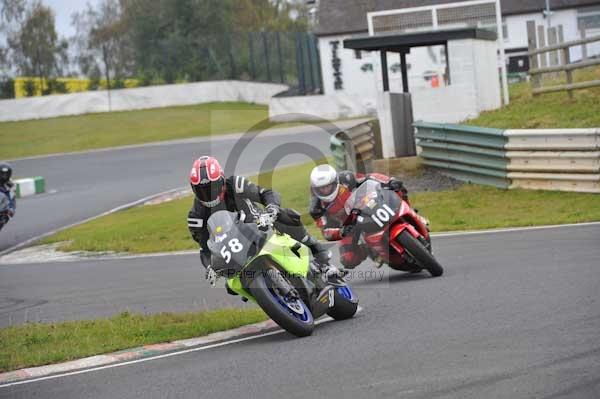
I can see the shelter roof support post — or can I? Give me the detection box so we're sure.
[380,51,389,92]
[400,51,409,93]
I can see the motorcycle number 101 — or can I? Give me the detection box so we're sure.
[221,238,244,263]
[371,204,396,228]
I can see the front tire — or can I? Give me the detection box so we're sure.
[246,267,314,337]
[397,231,444,277]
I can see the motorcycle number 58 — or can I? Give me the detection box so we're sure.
[220,239,244,264]
[371,204,396,228]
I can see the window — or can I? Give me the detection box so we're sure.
[578,6,600,30]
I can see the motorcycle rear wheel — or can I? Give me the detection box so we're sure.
[246,266,315,337]
[397,231,444,277]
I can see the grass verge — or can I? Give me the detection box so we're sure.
[413,184,600,232]
[43,159,326,253]
[465,66,600,128]
[0,308,267,373]
[0,102,277,159]
[44,160,600,254]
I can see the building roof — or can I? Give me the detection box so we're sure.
[316,0,600,36]
[343,28,497,51]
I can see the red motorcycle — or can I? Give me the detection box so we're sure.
[344,180,443,277]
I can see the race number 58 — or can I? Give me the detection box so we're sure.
[371,204,396,228]
[220,238,244,264]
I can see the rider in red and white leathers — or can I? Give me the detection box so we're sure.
[309,165,408,269]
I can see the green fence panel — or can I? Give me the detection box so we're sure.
[414,121,510,188]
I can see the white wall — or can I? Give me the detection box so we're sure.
[271,86,488,124]
[269,93,377,121]
[289,37,500,124]
[318,34,377,96]
[504,9,600,62]
[318,34,444,97]
[0,81,288,122]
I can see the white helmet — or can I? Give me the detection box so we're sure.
[310,164,339,203]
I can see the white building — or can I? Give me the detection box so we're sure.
[315,0,600,96]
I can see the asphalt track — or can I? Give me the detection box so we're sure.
[2,223,599,398]
[0,121,358,252]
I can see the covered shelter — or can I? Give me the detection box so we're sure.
[342,28,501,158]
[344,28,497,93]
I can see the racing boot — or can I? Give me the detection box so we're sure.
[304,236,344,279]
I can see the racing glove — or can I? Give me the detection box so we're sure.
[200,250,217,286]
[265,204,280,220]
[340,224,355,238]
[257,204,280,229]
[387,179,408,199]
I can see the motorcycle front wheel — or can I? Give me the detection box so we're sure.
[397,231,444,277]
[246,265,314,337]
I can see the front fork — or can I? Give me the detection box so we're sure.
[389,222,433,256]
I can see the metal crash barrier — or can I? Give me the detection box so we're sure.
[415,121,600,193]
[330,120,382,173]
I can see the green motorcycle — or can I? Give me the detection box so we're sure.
[206,210,359,337]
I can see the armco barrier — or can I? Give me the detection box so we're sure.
[413,122,510,188]
[330,120,382,173]
[414,122,600,193]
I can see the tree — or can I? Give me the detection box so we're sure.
[0,0,26,74]
[70,0,309,84]
[9,1,68,93]
[71,0,133,88]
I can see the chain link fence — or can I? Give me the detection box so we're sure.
[215,31,323,96]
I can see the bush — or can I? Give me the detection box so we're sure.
[112,77,126,89]
[88,75,101,90]
[46,79,69,94]
[0,79,15,99]
[22,79,37,97]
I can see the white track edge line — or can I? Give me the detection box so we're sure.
[429,221,600,238]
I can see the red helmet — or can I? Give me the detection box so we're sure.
[189,156,226,207]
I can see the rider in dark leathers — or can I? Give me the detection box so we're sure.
[187,157,336,289]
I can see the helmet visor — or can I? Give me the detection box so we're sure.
[193,178,224,202]
[313,181,338,199]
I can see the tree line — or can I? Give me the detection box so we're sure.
[0,0,309,97]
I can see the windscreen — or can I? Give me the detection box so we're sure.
[206,210,268,274]
[207,210,237,238]
[345,180,382,215]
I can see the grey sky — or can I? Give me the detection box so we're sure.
[44,0,99,38]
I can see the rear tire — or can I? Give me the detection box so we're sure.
[247,268,314,337]
[327,286,358,320]
[397,231,444,277]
